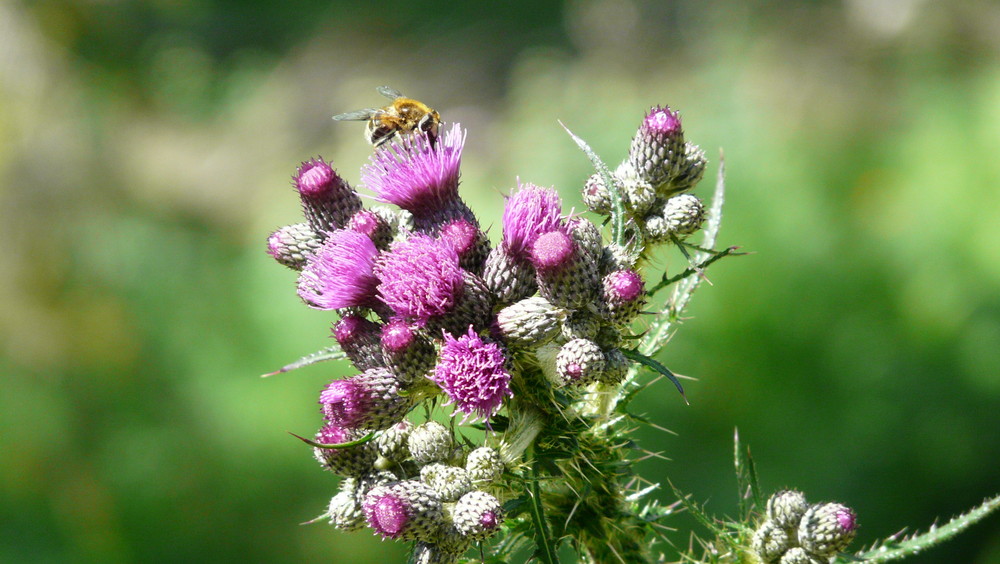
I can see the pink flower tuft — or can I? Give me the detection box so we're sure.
[430,327,512,422]
[297,229,380,310]
[501,184,563,259]
[375,234,464,321]
[360,123,465,217]
[529,230,575,272]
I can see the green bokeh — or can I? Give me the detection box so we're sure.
[2,1,998,562]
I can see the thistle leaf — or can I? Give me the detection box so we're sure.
[261,345,346,377]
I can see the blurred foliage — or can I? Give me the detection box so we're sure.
[1,0,999,562]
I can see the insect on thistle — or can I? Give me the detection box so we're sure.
[332,86,442,148]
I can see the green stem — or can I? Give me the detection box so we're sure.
[528,449,558,564]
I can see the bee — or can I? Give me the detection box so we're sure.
[332,86,441,148]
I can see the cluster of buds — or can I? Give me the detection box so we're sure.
[583,105,708,244]
[751,490,859,563]
[266,105,710,560]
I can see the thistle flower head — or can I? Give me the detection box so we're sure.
[430,327,512,422]
[798,502,858,557]
[297,229,380,310]
[361,123,465,217]
[603,269,644,303]
[453,490,504,541]
[375,234,464,321]
[641,105,682,137]
[501,183,563,258]
[312,423,377,477]
[293,158,362,232]
[266,222,321,270]
[294,158,341,197]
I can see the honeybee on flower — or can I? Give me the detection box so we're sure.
[333,86,441,148]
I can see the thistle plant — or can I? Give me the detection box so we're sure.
[264,99,1000,563]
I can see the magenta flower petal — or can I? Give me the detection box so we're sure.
[501,183,563,259]
[375,234,464,321]
[360,123,466,217]
[297,229,380,310]
[430,327,512,422]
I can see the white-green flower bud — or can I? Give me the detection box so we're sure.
[420,463,473,502]
[453,490,504,541]
[496,296,566,347]
[767,490,810,531]
[483,247,537,307]
[582,172,613,215]
[560,309,601,341]
[797,502,858,557]
[599,348,630,386]
[661,193,705,236]
[266,222,322,270]
[616,160,657,214]
[661,142,706,196]
[555,338,606,387]
[374,419,414,462]
[465,447,504,484]
[779,547,825,564]
[751,520,791,563]
[328,489,365,531]
[408,421,453,465]
[412,541,465,564]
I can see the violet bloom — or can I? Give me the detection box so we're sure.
[430,327,512,422]
[501,183,563,259]
[374,234,464,322]
[360,123,465,218]
[297,229,380,310]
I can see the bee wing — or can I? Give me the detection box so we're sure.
[332,108,378,121]
[376,85,405,100]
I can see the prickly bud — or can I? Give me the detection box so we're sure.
[628,106,685,189]
[420,463,473,502]
[363,480,444,541]
[332,315,384,372]
[779,547,825,564]
[453,490,504,541]
[496,296,566,347]
[798,502,858,557]
[767,490,810,531]
[555,338,606,387]
[482,247,537,307]
[751,520,791,563]
[266,222,322,270]
[328,488,365,531]
[293,158,362,234]
[374,419,414,462]
[408,421,453,465]
[313,423,377,477]
[319,367,412,431]
[465,447,504,484]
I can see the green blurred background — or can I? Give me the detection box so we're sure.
[2,0,999,562]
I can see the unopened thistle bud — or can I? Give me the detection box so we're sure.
[266,222,322,270]
[408,421,454,465]
[779,547,825,564]
[438,217,490,275]
[582,172,612,215]
[482,247,537,307]
[767,490,810,531]
[293,158,362,235]
[412,541,465,564]
[751,520,791,563]
[560,310,601,341]
[565,216,604,264]
[495,296,566,348]
[555,338,606,387]
[662,193,706,236]
[615,160,657,214]
[599,347,630,386]
[434,271,494,337]
[667,142,707,195]
[628,106,686,189]
[530,229,600,310]
[420,463,473,502]
[602,269,645,325]
[374,419,414,462]
[381,318,436,383]
[332,315,384,372]
[363,480,444,541]
[313,423,377,477]
[797,502,858,557]
[453,490,504,541]
[465,447,504,484]
[347,208,395,250]
[328,488,365,531]
[320,367,412,431]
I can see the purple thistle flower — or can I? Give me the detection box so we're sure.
[375,234,464,321]
[501,183,564,259]
[297,229,380,310]
[430,327,512,422]
[438,218,478,258]
[319,368,410,431]
[360,123,465,217]
[332,314,384,371]
[641,105,682,137]
[604,269,643,302]
[362,481,443,541]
